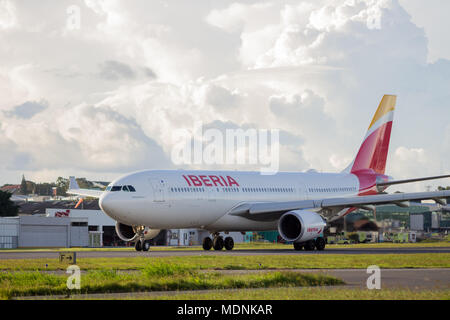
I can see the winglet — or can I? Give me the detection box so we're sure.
[69,176,80,190]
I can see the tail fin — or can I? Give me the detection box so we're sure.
[69,176,80,190]
[344,95,396,175]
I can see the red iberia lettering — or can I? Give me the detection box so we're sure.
[183,174,239,187]
[199,175,213,187]
[209,175,223,186]
[227,176,239,187]
[220,176,228,186]
[182,175,191,186]
[188,175,202,186]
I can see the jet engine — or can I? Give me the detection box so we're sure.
[278,210,326,243]
[115,222,161,242]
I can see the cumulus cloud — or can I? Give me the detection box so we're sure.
[0,0,448,191]
[0,0,16,29]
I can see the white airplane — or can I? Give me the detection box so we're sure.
[68,95,450,252]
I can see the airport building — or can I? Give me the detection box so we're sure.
[0,197,447,248]
[0,200,245,249]
[0,216,88,248]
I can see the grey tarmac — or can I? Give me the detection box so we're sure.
[0,246,449,259]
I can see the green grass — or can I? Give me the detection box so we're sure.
[0,267,342,300]
[142,287,450,300]
[0,253,448,271]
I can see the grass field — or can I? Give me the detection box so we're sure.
[1,243,449,300]
[0,264,342,300]
[0,253,448,271]
[141,287,450,300]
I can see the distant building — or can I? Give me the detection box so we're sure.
[0,185,21,195]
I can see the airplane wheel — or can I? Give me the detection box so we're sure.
[135,240,142,251]
[293,242,303,251]
[224,237,234,250]
[315,237,326,251]
[304,240,315,251]
[213,236,224,250]
[202,237,213,250]
[142,241,150,252]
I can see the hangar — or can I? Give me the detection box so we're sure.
[0,200,245,248]
[0,216,88,248]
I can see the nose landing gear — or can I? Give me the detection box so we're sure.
[134,226,150,252]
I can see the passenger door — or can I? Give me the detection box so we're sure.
[150,179,166,202]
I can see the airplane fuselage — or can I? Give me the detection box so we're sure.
[99,169,365,232]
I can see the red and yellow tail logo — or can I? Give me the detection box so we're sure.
[348,95,396,175]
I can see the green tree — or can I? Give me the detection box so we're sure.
[0,190,19,217]
[56,177,69,196]
[20,174,28,195]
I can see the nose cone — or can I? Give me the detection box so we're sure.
[99,193,115,219]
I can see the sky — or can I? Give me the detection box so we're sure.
[0,0,449,192]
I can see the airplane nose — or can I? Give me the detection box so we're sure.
[99,193,113,217]
[99,192,129,223]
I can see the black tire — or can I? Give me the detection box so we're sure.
[304,239,315,251]
[202,237,213,250]
[315,237,326,251]
[293,242,303,251]
[142,241,150,252]
[213,236,224,250]
[224,237,234,250]
[135,240,142,251]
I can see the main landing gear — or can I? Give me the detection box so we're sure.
[293,237,326,251]
[203,233,234,251]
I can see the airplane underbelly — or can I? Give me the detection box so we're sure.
[205,215,278,232]
[132,199,231,229]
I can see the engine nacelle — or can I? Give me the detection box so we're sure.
[115,222,161,242]
[278,210,326,243]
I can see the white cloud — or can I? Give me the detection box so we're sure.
[0,0,16,29]
[0,0,449,191]
[387,147,443,192]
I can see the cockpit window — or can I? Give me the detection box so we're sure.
[108,185,136,192]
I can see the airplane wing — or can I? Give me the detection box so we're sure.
[229,190,450,222]
[66,176,104,199]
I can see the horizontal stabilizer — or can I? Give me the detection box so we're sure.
[377,174,450,187]
[67,176,104,199]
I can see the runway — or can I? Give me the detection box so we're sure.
[1,246,449,259]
